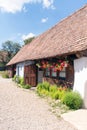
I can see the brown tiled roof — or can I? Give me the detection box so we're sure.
[7,4,87,65]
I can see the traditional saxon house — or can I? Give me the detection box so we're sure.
[7,5,87,107]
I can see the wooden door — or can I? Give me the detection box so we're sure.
[24,65,37,87]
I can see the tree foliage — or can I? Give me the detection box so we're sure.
[24,37,35,45]
[0,51,7,67]
[2,40,21,63]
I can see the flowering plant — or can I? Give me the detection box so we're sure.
[36,59,68,72]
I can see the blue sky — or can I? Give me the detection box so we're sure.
[0,0,87,49]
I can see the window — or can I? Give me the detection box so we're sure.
[59,67,66,79]
[51,68,57,77]
[44,67,66,80]
[45,68,50,76]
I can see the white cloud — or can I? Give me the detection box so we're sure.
[0,0,55,13]
[0,0,30,13]
[22,6,28,13]
[41,17,48,23]
[43,0,55,9]
[22,33,35,40]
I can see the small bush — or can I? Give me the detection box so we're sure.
[51,91,59,100]
[58,90,66,100]
[12,75,17,82]
[20,78,25,86]
[13,75,31,89]
[13,75,24,85]
[16,76,21,84]
[37,82,49,97]
[37,83,43,92]
[62,91,83,109]
[40,89,49,97]
[42,82,50,91]
[2,71,9,78]
[49,85,57,92]
[13,75,20,83]
[49,85,58,99]
[37,82,50,95]
[22,84,31,89]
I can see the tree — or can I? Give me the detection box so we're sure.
[2,40,21,63]
[24,37,35,45]
[0,51,7,66]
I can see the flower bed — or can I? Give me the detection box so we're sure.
[36,82,83,110]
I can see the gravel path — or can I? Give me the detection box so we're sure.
[0,76,77,130]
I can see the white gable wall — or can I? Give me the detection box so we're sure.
[73,57,87,108]
[16,63,24,77]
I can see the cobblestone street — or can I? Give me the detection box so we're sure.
[0,76,77,130]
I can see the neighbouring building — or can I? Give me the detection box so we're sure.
[7,5,87,108]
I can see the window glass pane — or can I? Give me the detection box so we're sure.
[51,68,57,77]
[59,67,66,78]
[45,68,50,76]
[59,72,66,78]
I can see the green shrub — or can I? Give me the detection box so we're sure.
[40,89,49,97]
[62,91,83,109]
[49,86,66,100]
[58,90,66,100]
[37,82,49,97]
[17,76,21,84]
[2,71,9,78]
[12,75,17,82]
[20,78,25,86]
[22,84,31,89]
[51,91,59,100]
[42,82,50,91]
[49,85,58,99]
[12,75,31,89]
[38,82,50,90]
[12,75,20,83]
[37,83,43,92]
[37,82,82,111]
[49,85,57,92]
[37,83,66,100]
[13,75,24,85]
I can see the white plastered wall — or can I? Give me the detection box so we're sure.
[73,57,87,108]
[16,63,24,77]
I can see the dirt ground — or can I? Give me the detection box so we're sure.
[0,76,77,130]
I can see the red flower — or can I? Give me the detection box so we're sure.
[60,62,65,67]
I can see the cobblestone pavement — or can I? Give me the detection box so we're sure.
[0,76,77,130]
